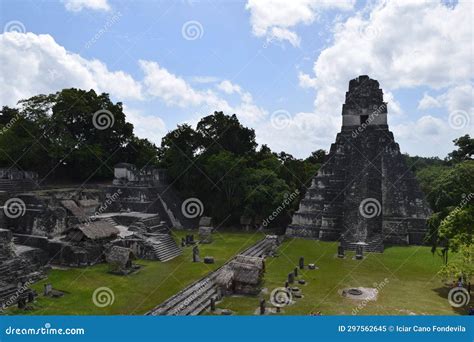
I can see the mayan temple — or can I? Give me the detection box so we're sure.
[286,75,432,252]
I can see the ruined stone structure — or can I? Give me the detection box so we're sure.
[287,76,431,252]
[103,164,198,229]
[0,167,38,193]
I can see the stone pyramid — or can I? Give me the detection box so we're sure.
[287,76,432,252]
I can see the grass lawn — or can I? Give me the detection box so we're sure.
[212,238,472,315]
[8,230,263,315]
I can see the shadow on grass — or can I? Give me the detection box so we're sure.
[432,286,473,315]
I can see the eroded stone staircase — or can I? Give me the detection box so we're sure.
[147,233,182,262]
[147,235,279,316]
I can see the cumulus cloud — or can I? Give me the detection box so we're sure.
[0,32,142,106]
[140,60,267,124]
[298,72,317,89]
[245,0,354,46]
[392,115,467,156]
[217,80,242,95]
[62,0,110,12]
[418,92,442,110]
[123,105,167,145]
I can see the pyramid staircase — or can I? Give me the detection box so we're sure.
[128,215,168,234]
[146,233,181,262]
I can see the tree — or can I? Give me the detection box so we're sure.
[159,124,199,197]
[447,134,473,164]
[438,243,474,283]
[196,112,257,156]
[438,204,473,253]
[306,149,326,164]
[0,89,158,181]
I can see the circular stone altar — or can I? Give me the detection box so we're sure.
[347,288,363,296]
[341,287,378,301]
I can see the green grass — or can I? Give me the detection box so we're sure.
[8,230,263,315]
[212,238,472,315]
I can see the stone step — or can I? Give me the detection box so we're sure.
[182,286,218,316]
[150,272,221,315]
[148,235,182,262]
[163,278,218,316]
[147,235,279,316]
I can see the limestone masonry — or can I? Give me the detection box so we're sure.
[287,76,432,252]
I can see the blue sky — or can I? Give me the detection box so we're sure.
[1,0,472,158]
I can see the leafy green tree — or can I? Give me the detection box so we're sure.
[438,204,473,253]
[447,134,473,164]
[0,89,158,182]
[426,161,474,264]
[196,112,257,156]
[244,167,291,228]
[159,124,199,197]
[438,243,474,283]
[201,151,248,223]
[0,106,50,175]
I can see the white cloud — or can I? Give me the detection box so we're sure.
[437,84,473,114]
[298,72,317,89]
[0,32,142,106]
[140,60,221,108]
[391,114,472,157]
[256,111,339,156]
[190,76,220,84]
[245,0,355,46]
[62,0,110,12]
[123,105,166,145]
[384,91,403,116]
[217,80,242,94]
[140,60,267,124]
[418,85,473,115]
[418,92,441,110]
